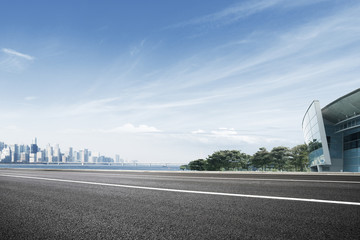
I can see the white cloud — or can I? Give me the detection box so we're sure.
[2,1,358,163]
[4,125,20,131]
[168,0,327,29]
[157,2,360,101]
[63,97,121,116]
[211,128,237,136]
[24,96,38,101]
[205,133,284,145]
[187,127,286,146]
[191,129,206,134]
[2,48,34,60]
[102,124,161,133]
[130,39,146,56]
[0,48,35,72]
[169,0,282,28]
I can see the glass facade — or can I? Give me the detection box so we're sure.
[343,128,360,172]
[336,118,360,132]
[302,101,330,169]
[303,89,360,172]
[323,122,343,171]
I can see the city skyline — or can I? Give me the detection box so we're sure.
[1,1,360,164]
[0,137,124,164]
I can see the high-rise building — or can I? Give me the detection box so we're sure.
[53,144,60,162]
[1,147,11,163]
[46,144,53,163]
[73,150,79,162]
[20,152,29,163]
[68,147,73,162]
[30,139,37,162]
[30,137,38,154]
[36,151,44,162]
[81,149,88,164]
[10,144,19,162]
[29,153,37,163]
[19,144,26,154]
[0,142,5,152]
[302,88,360,172]
[115,154,120,163]
[90,151,100,163]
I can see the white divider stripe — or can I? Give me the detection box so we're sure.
[1,174,360,206]
[2,170,360,184]
[99,174,360,184]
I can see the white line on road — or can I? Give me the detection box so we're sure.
[2,170,360,184]
[1,174,360,206]
[89,173,360,184]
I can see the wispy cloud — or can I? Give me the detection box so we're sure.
[58,94,223,119]
[169,0,282,28]
[191,129,205,134]
[168,0,328,29]
[24,96,38,101]
[0,48,35,72]
[99,124,161,134]
[63,97,121,116]
[4,125,20,131]
[158,2,360,97]
[130,39,146,56]
[189,127,285,145]
[2,1,359,163]
[2,48,34,60]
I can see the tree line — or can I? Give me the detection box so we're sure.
[181,144,309,172]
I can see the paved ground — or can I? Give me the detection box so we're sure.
[0,169,359,239]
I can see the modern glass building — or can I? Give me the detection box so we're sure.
[302,89,360,172]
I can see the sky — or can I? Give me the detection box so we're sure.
[1,0,360,164]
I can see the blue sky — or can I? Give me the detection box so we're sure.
[1,0,359,164]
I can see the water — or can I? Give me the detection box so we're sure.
[0,163,182,171]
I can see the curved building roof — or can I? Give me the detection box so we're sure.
[322,88,360,124]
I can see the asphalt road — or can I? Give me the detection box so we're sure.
[1,169,360,239]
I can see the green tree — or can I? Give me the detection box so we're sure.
[206,150,248,171]
[229,151,251,170]
[180,165,189,170]
[308,139,322,152]
[251,147,271,171]
[270,146,291,171]
[188,159,207,171]
[290,144,309,171]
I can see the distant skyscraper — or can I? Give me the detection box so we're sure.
[90,151,100,163]
[0,139,121,166]
[42,149,46,162]
[20,152,29,163]
[0,147,11,163]
[19,144,26,153]
[37,151,44,163]
[73,150,79,162]
[81,149,89,164]
[0,142,5,152]
[30,138,37,163]
[53,144,60,162]
[29,153,37,163]
[68,147,73,162]
[31,137,38,154]
[46,144,53,163]
[10,144,19,162]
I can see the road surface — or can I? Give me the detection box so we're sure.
[1,169,359,239]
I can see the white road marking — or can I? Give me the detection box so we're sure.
[89,173,360,184]
[1,170,360,184]
[1,174,360,206]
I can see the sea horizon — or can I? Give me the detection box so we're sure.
[0,163,182,171]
